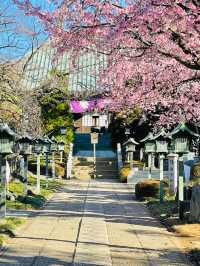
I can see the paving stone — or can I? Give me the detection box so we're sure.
[0,180,191,266]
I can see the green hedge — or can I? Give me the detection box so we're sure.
[135,179,168,200]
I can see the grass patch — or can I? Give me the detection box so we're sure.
[0,217,24,247]
[28,158,65,178]
[7,176,65,210]
[146,197,200,265]
[146,195,184,228]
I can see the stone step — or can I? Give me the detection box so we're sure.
[73,157,117,162]
[73,160,117,167]
[72,154,118,180]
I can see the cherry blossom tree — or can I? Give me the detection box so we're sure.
[13,0,200,128]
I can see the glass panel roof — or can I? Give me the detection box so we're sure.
[21,42,107,94]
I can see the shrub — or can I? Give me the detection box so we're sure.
[119,166,131,183]
[135,179,168,200]
[55,163,65,177]
[191,163,200,181]
[124,160,144,170]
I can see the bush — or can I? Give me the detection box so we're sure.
[191,163,200,181]
[55,162,65,177]
[135,179,168,200]
[119,166,131,182]
[124,160,144,170]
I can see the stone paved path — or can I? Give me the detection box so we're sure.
[0,180,191,266]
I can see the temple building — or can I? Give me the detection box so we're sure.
[20,42,110,132]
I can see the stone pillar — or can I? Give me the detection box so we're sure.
[0,156,7,217]
[52,152,55,179]
[60,151,63,163]
[147,153,151,168]
[36,154,40,194]
[147,153,152,179]
[23,155,28,197]
[168,153,179,195]
[159,154,165,203]
[140,148,144,162]
[151,153,156,169]
[45,153,49,188]
[159,154,165,181]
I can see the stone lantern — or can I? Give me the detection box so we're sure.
[123,138,139,164]
[58,140,65,152]
[125,127,131,138]
[58,140,65,163]
[17,135,32,155]
[42,137,51,154]
[0,123,15,155]
[60,125,67,135]
[166,123,199,195]
[33,137,44,194]
[153,129,169,154]
[42,136,52,188]
[16,135,33,197]
[33,137,44,155]
[168,122,199,155]
[140,132,155,178]
[50,140,57,153]
[0,123,16,216]
[50,139,58,179]
[152,129,170,203]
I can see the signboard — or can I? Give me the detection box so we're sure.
[91,133,99,144]
[168,154,178,194]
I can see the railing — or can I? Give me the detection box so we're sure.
[66,143,73,179]
[117,143,123,171]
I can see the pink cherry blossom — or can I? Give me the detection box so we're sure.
[13,0,200,128]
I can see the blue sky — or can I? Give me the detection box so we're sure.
[0,0,127,61]
[0,0,48,60]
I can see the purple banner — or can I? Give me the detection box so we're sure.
[70,99,111,113]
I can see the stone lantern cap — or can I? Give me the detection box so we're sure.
[123,138,139,146]
[17,134,33,143]
[151,128,171,141]
[0,123,16,139]
[140,132,154,143]
[140,129,170,143]
[167,122,200,138]
[42,136,53,144]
